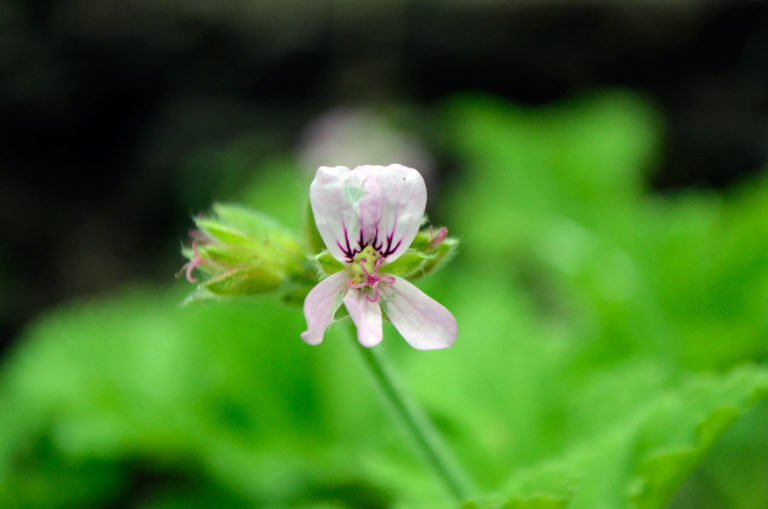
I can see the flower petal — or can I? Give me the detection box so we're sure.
[309,164,426,263]
[343,288,383,347]
[309,165,381,263]
[300,271,348,345]
[363,164,426,262]
[379,275,457,350]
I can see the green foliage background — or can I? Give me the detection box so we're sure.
[1,92,767,508]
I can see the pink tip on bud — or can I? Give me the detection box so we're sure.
[429,226,448,247]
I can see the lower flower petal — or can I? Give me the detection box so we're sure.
[379,275,457,350]
[301,271,348,345]
[343,288,383,347]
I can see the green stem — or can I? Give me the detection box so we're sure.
[348,324,472,501]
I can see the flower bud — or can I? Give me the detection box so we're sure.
[311,250,344,276]
[383,227,458,281]
[179,204,315,300]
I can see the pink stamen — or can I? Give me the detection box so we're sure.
[346,255,394,302]
[367,283,381,302]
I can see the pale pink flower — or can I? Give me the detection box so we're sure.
[301,164,457,350]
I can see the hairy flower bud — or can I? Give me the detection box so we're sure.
[179,204,315,302]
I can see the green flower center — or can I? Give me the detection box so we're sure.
[349,245,382,284]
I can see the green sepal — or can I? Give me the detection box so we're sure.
[202,267,283,296]
[312,250,344,276]
[211,203,283,239]
[409,229,434,251]
[198,244,257,267]
[194,219,251,246]
[304,200,326,255]
[420,237,458,277]
[381,250,432,278]
[383,236,458,281]
[194,204,304,262]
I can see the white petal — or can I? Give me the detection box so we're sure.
[309,164,426,263]
[343,288,383,347]
[300,271,349,345]
[379,276,457,350]
[361,164,426,262]
[309,165,381,262]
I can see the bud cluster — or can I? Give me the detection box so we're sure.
[179,204,315,303]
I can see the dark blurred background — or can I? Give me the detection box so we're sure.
[1,0,767,349]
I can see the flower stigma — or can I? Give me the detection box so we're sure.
[346,245,395,302]
[178,240,207,283]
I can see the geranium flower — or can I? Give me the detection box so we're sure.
[301,164,457,349]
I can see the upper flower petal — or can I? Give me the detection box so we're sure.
[300,271,348,345]
[310,164,426,263]
[379,275,457,350]
[343,288,383,347]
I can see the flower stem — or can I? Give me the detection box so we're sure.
[348,324,472,501]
